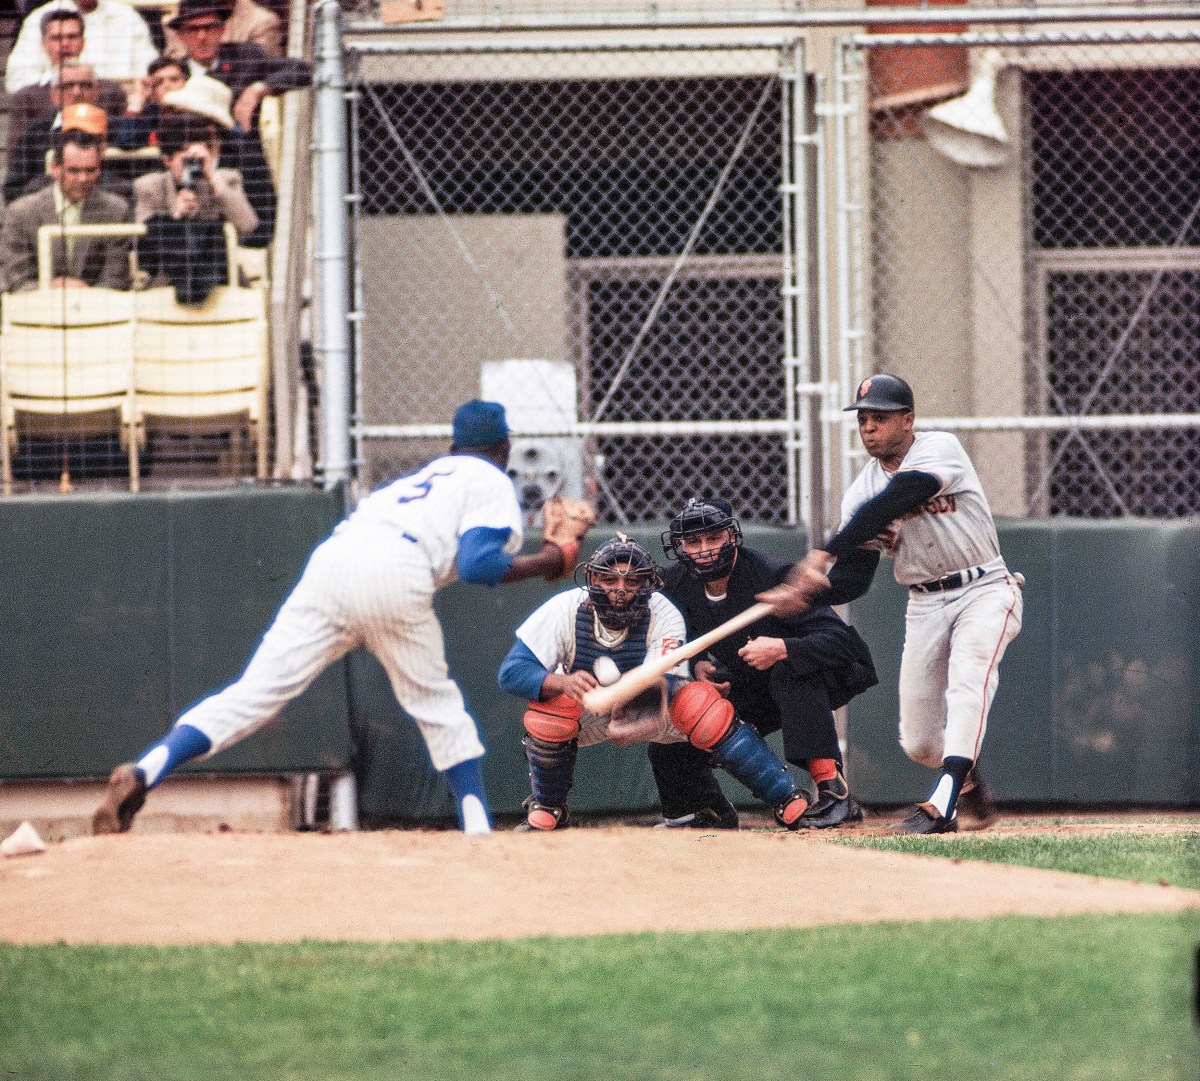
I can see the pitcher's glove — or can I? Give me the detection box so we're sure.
[541,496,596,579]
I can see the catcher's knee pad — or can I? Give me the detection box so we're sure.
[523,694,583,743]
[522,734,578,810]
[670,681,735,751]
[710,721,801,817]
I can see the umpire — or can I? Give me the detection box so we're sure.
[653,498,878,828]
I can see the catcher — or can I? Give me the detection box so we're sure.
[497,534,816,831]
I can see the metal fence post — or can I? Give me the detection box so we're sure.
[313,0,353,491]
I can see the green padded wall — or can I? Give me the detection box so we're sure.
[2,491,1195,817]
[0,486,352,779]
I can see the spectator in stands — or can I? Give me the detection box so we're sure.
[135,108,256,302]
[7,11,127,161]
[164,0,283,59]
[111,55,189,150]
[166,0,309,133]
[5,0,158,94]
[5,65,115,203]
[161,72,277,248]
[0,129,133,292]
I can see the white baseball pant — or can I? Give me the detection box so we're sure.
[897,570,1023,766]
[177,525,486,772]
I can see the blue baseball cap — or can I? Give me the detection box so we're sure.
[452,399,510,448]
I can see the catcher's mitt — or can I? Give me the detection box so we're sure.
[607,680,669,746]
[541,496,596,580]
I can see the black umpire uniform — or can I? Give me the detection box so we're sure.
[650,516,877,827]
[662,547,877,762]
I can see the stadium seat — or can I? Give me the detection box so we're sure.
[132,282,270,479]
[0,287,140,494]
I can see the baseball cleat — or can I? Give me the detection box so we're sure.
[515,801,569,832]
[92,764,148,835]
[957,769,998,830]
[797,771,866,829]
[894,802,957,835]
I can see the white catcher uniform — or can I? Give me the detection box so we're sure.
[178,455,524,771]
[514,589,692,747]
[841,431,1023,766]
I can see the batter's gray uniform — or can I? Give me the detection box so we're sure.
[179,454,524,771]
[840,431,1023,766]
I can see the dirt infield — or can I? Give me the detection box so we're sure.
[2,821,1197,945]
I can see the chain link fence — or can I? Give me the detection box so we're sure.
[838,28,1200,519]
[347,40,813,525]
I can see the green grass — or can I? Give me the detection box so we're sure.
[0,915,1196,1081]
[1,831,1196,1081]
[838,828,1200,889]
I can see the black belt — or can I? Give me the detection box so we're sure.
[911,566,986,594]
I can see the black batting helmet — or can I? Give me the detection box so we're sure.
[661,497,742,582]
[843,373,914,413]
[576,534,662,630]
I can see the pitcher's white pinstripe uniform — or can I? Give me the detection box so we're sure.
[840,431,1023,765]
[179,455,524,771]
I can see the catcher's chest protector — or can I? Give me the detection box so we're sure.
[570,603,651,676]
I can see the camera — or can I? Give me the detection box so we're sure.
[180,155,204,192]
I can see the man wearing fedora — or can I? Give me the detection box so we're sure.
[134,106,258,301]
[5,0,158,94]
[112,67,277,249]
[165,72,278,248]
[0,128,133,293]
[164,0,284,59]
[166,0,310,134]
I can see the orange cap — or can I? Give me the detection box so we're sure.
[60,103,107,137]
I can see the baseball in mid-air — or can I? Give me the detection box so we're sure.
[593,655,621,686]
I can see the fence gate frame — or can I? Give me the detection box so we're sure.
[827,23,1200,526]
[338,29,826,529]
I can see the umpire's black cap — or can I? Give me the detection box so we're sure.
[843,373,914,412]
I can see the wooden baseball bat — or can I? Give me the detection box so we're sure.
[581,601,773,714]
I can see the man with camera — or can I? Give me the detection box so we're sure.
[134,107,256,302]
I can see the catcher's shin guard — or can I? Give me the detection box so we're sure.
[522,734,578,821]
[710,722,810,829]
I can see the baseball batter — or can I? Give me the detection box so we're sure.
[92,399,593,837]
[498,535,815,831]
[762,374,1023,834]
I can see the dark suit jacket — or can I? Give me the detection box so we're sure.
[5,117,58,205]
[6,81,127,159]
[202,41,311,103]
[0,183,132,292]
[661,546,877,720]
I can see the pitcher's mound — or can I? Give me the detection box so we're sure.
[2,827,1197,945]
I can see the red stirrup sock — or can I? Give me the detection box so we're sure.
[807,758,840,784]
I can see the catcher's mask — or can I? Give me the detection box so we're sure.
[576,534,662,630]
[662,497,742,582]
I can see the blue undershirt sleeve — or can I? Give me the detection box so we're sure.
[498,639,551,700]
[824,470,941,557]
[457,526,516,586]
